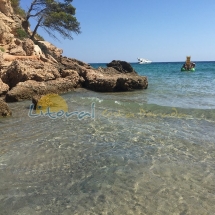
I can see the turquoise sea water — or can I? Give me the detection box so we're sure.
[0,61,215,214]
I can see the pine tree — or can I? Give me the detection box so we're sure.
[25,0,81,40]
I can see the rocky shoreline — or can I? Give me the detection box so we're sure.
[0,0,148,117]
[0,58,148,116]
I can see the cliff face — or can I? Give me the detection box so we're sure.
[0,0,17,45]
[0,0,148,117]
[0,0,13,16]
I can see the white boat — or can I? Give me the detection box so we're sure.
[137,58,152,64]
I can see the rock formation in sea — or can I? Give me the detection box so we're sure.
[0,0,148,116]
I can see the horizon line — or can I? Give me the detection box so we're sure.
[89,60,215,64]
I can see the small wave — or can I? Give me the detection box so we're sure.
[95,99,215,122]
[115,101,121,105]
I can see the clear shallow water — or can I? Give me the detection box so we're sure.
[0,62,215,214]
[93,61,215,109]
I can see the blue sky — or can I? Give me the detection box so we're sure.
[20,0,215,63]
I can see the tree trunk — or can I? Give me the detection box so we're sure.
[30,16,43,40]
[26,0,37,21]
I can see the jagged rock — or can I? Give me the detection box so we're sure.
[0,0,13,16]
[33,45,57,63]
[9,46,26,55]
[0,52,11,70]
[1,60,61,88]
[61,69,80,78]
[8,43,16,50]
[6,75,82,102]
[107,60,136,73]
[115,76,148,91]
[80,68,148,92]
[59,58,148,92]
[0,78,9,95]
[6,81,47,102]
[10,14,22,32]
[32,94,41,109]
[14,38,22,46]
[22,38,35,56]
[34,44,43,57]
[0,9,23,45]
[0,51,3,64]
[0,99,11,116]
[37,41,63,62]
[84,74,117,92]
[46,54,58,63]
[60,57,92,69]
[0,13,14,45]
[8,39,34,56]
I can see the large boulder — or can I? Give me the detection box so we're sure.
[0,99,11,116]
[60,57,92,70]
[80,67,148,92]
[115,76,148,91]
[22,38,35,56]
[9,45,26,55]
[0,78,9,95]
[8,38,35,56]
[37,41,63,62]
[107,60,137,74]
[6,74,82,102]
[59,58,148,92]
[1,60,61,88]
[78,61,148,92]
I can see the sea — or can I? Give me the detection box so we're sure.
[0,61,215,214]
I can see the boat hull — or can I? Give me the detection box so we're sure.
[139,62,152,64]
[137,58,152,64]
[181,67,195,72]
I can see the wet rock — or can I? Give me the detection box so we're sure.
[0,98,11,116]
[32,94,41,109]
[79,61,148,92]
[107,60,137,74]
[115,76,148,91]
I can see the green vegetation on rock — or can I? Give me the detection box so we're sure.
[35,33,45,41]
[16,28,28,40]
[10,0,26,17]
[0,47,5,52]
